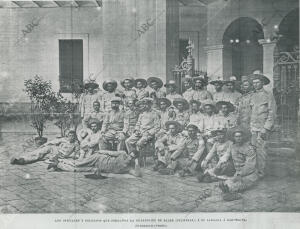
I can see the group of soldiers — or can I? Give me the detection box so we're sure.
[11,70,276,201]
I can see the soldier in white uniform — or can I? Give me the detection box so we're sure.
[191,77,213,103]
[101,80,124,112]
[215,101,237,129]
[165,80,182,103]
[222,76,242,106]
[210,78,226,103]
[182,77,194,102]
[134,78,149,101]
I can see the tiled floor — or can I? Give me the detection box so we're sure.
[0,132,300,213]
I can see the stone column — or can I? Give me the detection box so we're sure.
[258,39,277,91]
[204,45,225,80]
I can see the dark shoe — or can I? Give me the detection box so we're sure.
[218,181,229,193]
[84,173,107,179]
[10,157,17,165]
[202,174,214,183]
[11,158,25,165]
[222,192,242,202]
[152,162,159,171]
[178,170,185,177]
[158,168,174,175]
[47,163,57,170]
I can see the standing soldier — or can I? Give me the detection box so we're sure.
[134,78,149,101]
[120,77,137,101]
[219,127,258,201]
[154,121,184,171]
[210,77,226,103]
[222,76,242,106]
[191,77,213,103]
[125,98,161,158]
[173,98,190,129]
[237,75,254,129]
[147,77,166,109]
[189,100,203,126]
[249,70,276,178]
[158,124,205,176]
[182,77,194,102]
[101,79,123,112]
[215,101,237,129]
[79,79,102,118]
[165,80,182,103]
[100,97,126,151]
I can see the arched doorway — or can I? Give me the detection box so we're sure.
[222,17,264,79]
[273,8,299,138]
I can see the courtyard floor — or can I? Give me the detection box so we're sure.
[0,130,300,213]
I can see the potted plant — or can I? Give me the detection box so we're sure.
[24,75,58,146]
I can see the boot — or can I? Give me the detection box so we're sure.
[218,181,229,193]
[84,173,107,179]
[158,168,174,175]
[222,192,242,202]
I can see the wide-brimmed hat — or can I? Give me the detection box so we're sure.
[103,79,117,91]
[202,100,216,109]
[186,123,199,132]
[249,70,270,85]
[165,120,183,132]
[88,118,101,127]
[209,77,224,86]
[157,97,172,108]
[135,78,147,88]
[121,77,135,88]
[227,126,252,142]
[190,100,201,107]
[136,97,153,106]
[84,80,99,90]
[193,76,208,86]
[147,77,163,88]
[224,76,238,85]
[110,96,122,103]
[216,101,235,113]
[211,128,227,137]
[173,98,189,110]
[164,80,177,88]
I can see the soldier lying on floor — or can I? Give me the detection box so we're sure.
[47,150,142,178]
[198,129,235,183]
[10,129,80,165]
[219,127,259,201]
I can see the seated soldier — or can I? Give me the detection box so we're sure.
[158,124,205,176]
[198,129,235,183]
[11,129,80,165]
[125,98,160,159]
[123,98,140,137]
[82,100,105,129]
[173,98,190,129]
[165,80,182,103]
[219,127,258,201]
[198,100,219,151]
[154,121,184,171]
[215,101,237,129]
[156,97,176,137]
[134,78,149,101]
[47,150,142,178]
[100,97,126,151]
[79,118,102,159]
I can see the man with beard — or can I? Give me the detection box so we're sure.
[173,98,190,129]
[237,75,254,129]
[249,70,276,178]
[215,101,237,129]
[191,77,213,103]
[219,127,258,201]
[165,80,182,103]
[125,98,160,159]
[154,121,184,171]
[158,124,205,176]
[100,97,126,151]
